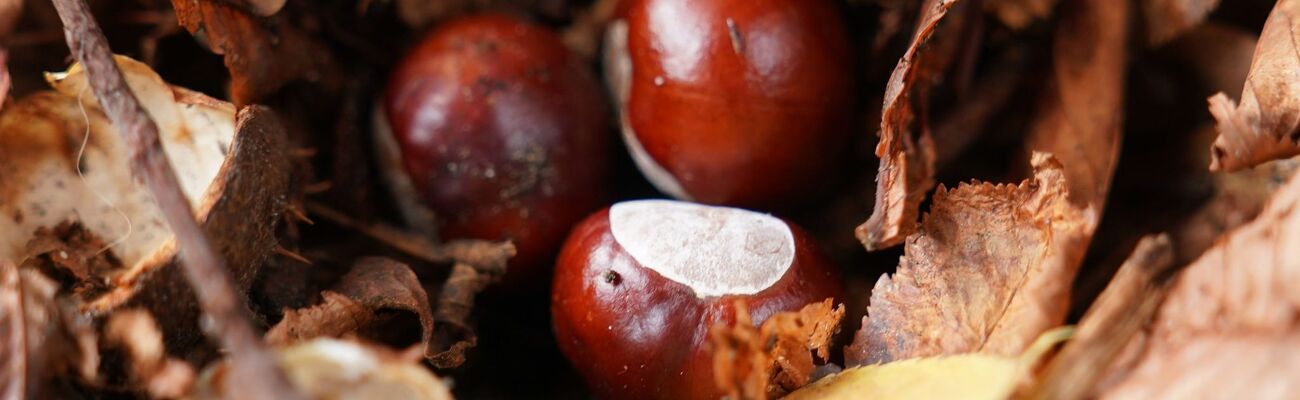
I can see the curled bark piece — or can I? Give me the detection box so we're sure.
[1102,169,1300,398]
[428,262,504,368]
[1207,0,1300,172]
[846,154,1096,366]
[857,0,968,251]
[710,299,844,400]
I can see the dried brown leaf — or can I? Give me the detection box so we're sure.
[266,258,434,356]
[710,299,845,400]
[1026,235,1175,400]
[1023,0,1127,209]
[1101,169,1300,399]
[1141,0,1220,45]
[104,310,196,398]
[845,153,1096,366]
[858,0,969,251]
[1207,0,1300,172]
[427,261,502,368]
[169,0,331,104]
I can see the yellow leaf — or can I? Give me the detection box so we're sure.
[791,327,1073,400]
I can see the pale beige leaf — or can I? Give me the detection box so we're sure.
[1141,0,1220,45]
[1208,0,1300,172]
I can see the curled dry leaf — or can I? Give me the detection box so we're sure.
[170,0,331,104]
[0,55,291,349]
[790,327,1071,400]
[196,338,454,400]
[104,310,197,399]
[709,299,845,400]
[1140,0,1220,45]
[1102,169,1300,399]
[1026,235,1175,400]
[1023,0,1127,209]
[858,0,969,251]
[428,261,505,368]
[267,258,434,354]
[846,154,1096,366]
[0,263,98,398]
[1207,0,1300,172]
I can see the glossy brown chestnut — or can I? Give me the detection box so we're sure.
[381,14,610,284]
[607,0,854,209]
[552,200,842,399]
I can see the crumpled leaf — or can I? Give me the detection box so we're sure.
[104,310,196,398]
[169,0,331,104]
[0,263,98,399]
[1141,0,1220,45]
[1023,0,1127,209]
[846,154,1096,366]
[427,261,503,368]
[1101,168,1300,399]
[791,327,1072,400]
[196,338,454,400]
[858,0,971,251]
[710,299,845,400]
[1207,0,1300,172]
[984,0,1057,30]
[266,258,434,355]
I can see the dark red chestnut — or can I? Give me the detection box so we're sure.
[606,0,854,209]
[378,14,610,284]
[552,199,842,399]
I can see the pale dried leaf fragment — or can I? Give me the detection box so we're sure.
[1141,0,1220,45]
[858,0,969,251]
[846,154,1096,366]
[105,310,196,398]
[265,292,371,345]
[196,338,454,400]
[1024,0,1127,208]
[710,299,845,400]
[1207,0,1300,172]
[1103,169,1300,399]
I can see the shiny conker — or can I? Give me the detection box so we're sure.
[551,199,843,399]
[607,0,855,209]
[380,14,610,284]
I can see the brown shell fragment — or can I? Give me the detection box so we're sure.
[1207,0,1300,172]
[846,153,1095,366]
[0,56,291,350]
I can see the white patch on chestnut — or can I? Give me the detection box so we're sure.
[609,200,794,297]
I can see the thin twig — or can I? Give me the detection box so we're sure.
[48,0,299,398]
[305,201,514,273]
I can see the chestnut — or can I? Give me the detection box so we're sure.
[551,199,842,399]
[606,0,854,209]
[379,14,610,284]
